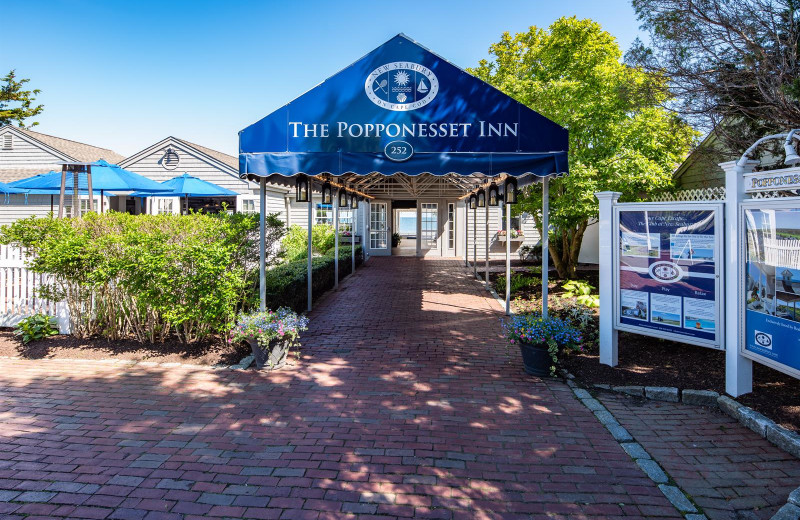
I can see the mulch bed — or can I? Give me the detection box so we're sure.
[491,261,800,433]
[0,329,249,366]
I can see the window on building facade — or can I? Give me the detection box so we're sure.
[315,204,333,225]
[241,199,256,213]
[157,198,174,215]
[338,209,353,233]
[448,203,455,250]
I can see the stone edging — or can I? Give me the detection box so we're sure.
[0,354,254,371]
[563,376,706,519]
[565,373,800,520]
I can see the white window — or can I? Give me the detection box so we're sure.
[157,198,174,215]
[315,203,333,225]
[338,209,353,233]
[421,203,438,247]
[2,134,12,150]
[64,198,97,218]
[241,199,256,213]
[448,203,455,250]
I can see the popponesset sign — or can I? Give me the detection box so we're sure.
[744,168,800,192]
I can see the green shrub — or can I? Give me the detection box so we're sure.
[263,246,363,312]
[561,280,600,308]
[14,313,59,344]
[496,272,541,294]
[281,224,336,261]
[0,212,285,343]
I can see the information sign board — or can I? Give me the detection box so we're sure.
[614,203,723,348]
[741,199,800,378]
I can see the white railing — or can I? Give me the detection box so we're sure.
[0,245,69,331]
[764,238,800,269]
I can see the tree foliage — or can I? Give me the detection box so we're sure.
[0,70,44,128]
[471,17,697,277]
[628,0,800,152]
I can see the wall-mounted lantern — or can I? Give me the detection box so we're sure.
[296,175,309,203]
[350,192,359,209]
[504,177,518,205]
[469,193,477,210]
[477,187,486,208]
[321,181,333,205]
[338,187,349,207]
[488,182,499,206]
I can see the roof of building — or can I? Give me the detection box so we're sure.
[7,126,126,164]
[0,168,45,184]
[170,137,238,170]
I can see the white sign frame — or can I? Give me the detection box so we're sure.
[739,196,800,379]
[613,202,725,350]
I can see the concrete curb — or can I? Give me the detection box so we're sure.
[584,380,800,520]
[564,377,704,519]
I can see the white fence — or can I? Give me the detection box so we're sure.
[0,245,69,332]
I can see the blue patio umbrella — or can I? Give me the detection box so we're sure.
[9,160,169,193]
[130,173,238,214]
[0,181,26,204]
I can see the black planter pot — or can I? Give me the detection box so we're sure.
[518,341,552,377]
[248,338,291,370]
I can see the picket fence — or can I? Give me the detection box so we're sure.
[0,245,69,332]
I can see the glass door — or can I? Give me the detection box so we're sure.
[369,202,390,255]
[421,203,438,253]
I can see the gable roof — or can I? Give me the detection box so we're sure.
[120,136,239,172]
[0,125,126,164]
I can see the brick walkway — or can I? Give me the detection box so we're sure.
[1,257,683,519]
[600,393,800,520]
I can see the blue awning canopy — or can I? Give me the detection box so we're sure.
[130,173,238,198]
[0,181,26,195]
[239,34,568,185]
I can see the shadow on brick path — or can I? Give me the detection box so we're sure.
[0,257,683,519]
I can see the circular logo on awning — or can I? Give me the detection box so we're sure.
[365,62,439,111]
[648,261,684,283]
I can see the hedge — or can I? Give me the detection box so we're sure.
[263,245,364,312]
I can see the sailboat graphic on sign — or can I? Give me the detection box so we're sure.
[417,79,429,94]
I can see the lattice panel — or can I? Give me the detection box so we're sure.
[650,187,726,202]
[749,189,800,199]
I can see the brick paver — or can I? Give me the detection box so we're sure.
[600,392,800,520]
[0,257,683,519]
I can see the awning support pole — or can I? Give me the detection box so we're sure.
[259,178,266,312]
[542,177,550,317]
[334,190,339,289]
[484,199,489,289]
[87,165,94,213]
[464,201,468,267]
[505,202,511,315]
[58,164,66,218]
[307,189,313,312]
[473,206,477,278]
[351,203,356,273]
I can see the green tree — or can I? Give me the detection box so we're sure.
[0,70,44,128]
[471,17,697,278]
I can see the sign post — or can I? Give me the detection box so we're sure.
[597,191,621,366]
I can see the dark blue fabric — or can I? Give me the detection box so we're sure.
[239,34,568,179]
[240,151,566,177]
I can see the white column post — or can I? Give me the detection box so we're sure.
[352,203,356,273]
[541,178,550,316]
[416,201,422,257]
[334,191,339,289]
[259,178,266,311]
[473,207,477,278]
[307,192,313,312]
[484,200,489,289]
[465,201,469,267]
[722,160,755,397]
[596,191,621,366]
[505,201,511,315]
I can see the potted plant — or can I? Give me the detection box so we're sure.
[392,232,402,247]
[502,313,583,377]
[229,307,309,370]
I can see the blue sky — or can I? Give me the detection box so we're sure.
[5,0,645,157]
